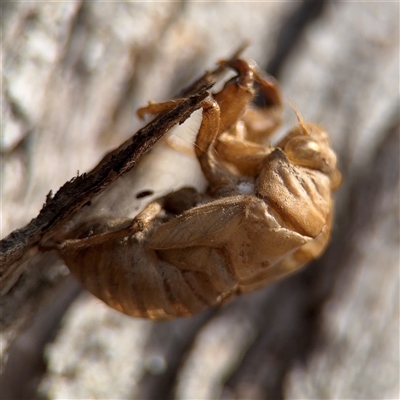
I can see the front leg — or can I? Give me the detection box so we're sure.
[194,98,240,196]
[213,59,256,134]
[210,59,280,176]
[214,58,282,144]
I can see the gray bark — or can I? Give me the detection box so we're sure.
[1,1,399,399]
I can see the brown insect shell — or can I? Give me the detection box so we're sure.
[60,148,336,320]
[59,122,339,320]
[58,60,341,320]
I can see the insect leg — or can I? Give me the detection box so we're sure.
[195,98,239,195]
[213,59,255,134]
[57,200,163,251]
[210,59,278,175]
[136,99,185,120]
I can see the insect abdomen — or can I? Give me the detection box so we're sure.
[60,236,233,319]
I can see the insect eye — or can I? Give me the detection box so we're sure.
[284,135,339,180]
[284,137,322,168]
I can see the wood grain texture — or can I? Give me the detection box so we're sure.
[1,1,399,399]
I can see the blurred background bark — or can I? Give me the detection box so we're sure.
[1,1,399,399]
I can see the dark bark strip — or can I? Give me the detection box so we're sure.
[266,0,329,78]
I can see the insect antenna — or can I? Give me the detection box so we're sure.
[287,98,310,135]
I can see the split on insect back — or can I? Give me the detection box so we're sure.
[51,54,342,320]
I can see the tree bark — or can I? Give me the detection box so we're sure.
[1,1,399,399]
